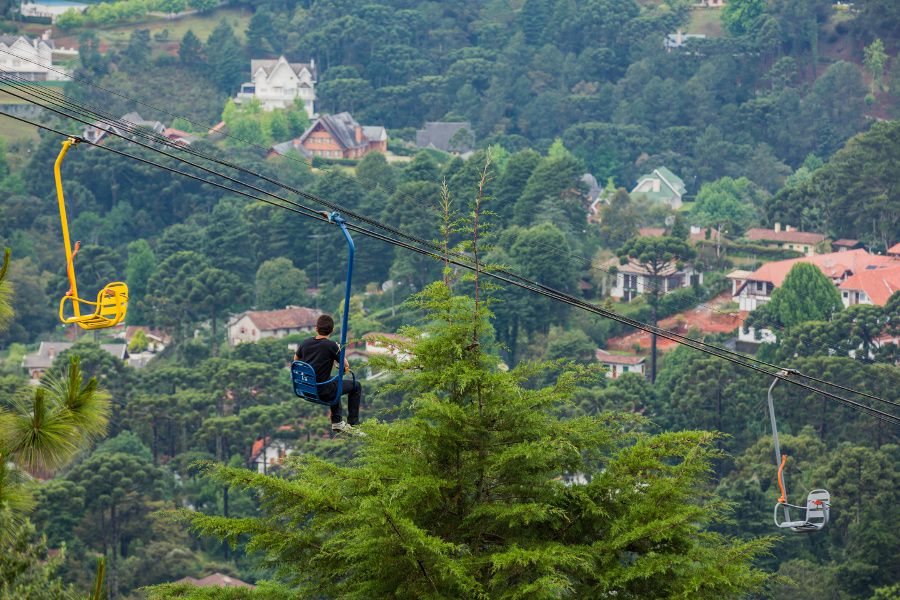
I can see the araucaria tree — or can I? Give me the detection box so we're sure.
[617,236,695,382]
[166,282,771,599]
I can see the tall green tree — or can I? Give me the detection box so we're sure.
[178,29,204,66]
[205,20,244,93]
[691,176,760,263]
[126,240,156,325]
[617,236,695,382]
[169,282,772,598]
[746,262,842,332]
[255,258,309,310]
[187,267,247,355]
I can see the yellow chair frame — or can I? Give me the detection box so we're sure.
[55,137,129,330]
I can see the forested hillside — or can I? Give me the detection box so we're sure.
[0,0,898,598]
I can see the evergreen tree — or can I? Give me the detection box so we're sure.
[255,257,309,310]
[126,240,156,324]
[206,20,244,93]
[494,149,540,222]
[169,282,773,598]
[746,262,842,331]
[178,29,204,66]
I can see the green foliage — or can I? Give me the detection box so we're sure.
[255,258,309,311]
[222,99,310,147]
[722,0,768,37]
[747,262,842,331]
[172,282,773,597]
[0,248,11,332]
[206,20,245,93]
[0,513,77,600]
[863,38,888,93]
[691,176,761,235]
[1,356,110,473]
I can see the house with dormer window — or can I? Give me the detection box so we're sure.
[269,112,387,160]
[631,167,686,209]
[235,56,316,118]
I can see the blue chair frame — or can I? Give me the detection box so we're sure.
[291,213,355,406]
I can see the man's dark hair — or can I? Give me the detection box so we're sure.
[316,314,334,336]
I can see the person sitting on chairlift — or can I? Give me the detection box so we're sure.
[295,314,363,433]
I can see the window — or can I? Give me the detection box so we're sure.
[755,281,765,293]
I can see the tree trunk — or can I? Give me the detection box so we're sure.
[223,485,230,560]
[151,419,158,465]
[110,506,119,599]
[210,306,218,357]
[650,288,658,383]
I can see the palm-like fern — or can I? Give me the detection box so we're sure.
[0,356,110,474]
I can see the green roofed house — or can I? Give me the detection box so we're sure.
[631,167,686,210]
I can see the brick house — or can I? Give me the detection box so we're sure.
[227,306,322,346]
[269,112,387,160]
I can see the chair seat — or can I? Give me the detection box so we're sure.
[60,281,128,330]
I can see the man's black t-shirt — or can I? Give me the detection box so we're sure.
[297,337,339,383]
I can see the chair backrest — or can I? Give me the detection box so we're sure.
[292,360,338,406]
[804,489,830,525]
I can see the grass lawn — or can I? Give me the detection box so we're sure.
[689,8,724,37]
[0,113,40,143]
[95,6,252,49]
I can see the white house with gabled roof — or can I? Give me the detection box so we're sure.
[235,56,317,118]
[0,34,72,81]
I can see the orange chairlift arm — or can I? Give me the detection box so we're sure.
[776,454,788,504]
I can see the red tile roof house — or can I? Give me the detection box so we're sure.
[269,112,387,160]
[596,349,646,379]
[249,425,297,474]
[744,224,827,257]
[733,250,899,344]
[888,242,900,258]
[227,306,322,346]
[839,264,900,307]
[733,249,897,313]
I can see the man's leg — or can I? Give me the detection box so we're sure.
[322,383,343,424]
[344,377,362,426]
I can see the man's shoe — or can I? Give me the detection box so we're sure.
[332,421,354,433]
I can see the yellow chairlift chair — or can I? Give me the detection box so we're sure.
[55,137,128,330]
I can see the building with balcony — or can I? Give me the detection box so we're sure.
[235,56,316,118]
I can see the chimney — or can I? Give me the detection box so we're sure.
[355,124,363,143]
[675,29,683,45]
[786,225,795,232]
[774,222,781,233]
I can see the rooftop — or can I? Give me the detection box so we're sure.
[22,342,127,370]
[234,307,322,331]
[839,265,900,306]
[251,56,315,79]
[745,249,898,287]
[596,349,645,365]
[174,573,255,589]
[745,228,826,245]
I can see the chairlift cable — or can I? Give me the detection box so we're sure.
[9,69,894,408]
[1,108,897,427]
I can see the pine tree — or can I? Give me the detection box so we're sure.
[167,282,773,599]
